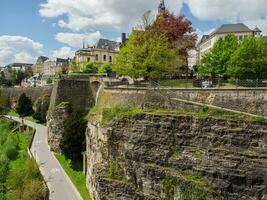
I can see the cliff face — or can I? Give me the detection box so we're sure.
[86,114,267,200]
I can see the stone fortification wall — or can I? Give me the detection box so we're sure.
[0,87,52,108]
[49,79,94,112]
[98,87,267,116]
[47,79,95,152]
[86,114,267,200]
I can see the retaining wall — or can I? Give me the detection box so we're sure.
[98,87,267,116]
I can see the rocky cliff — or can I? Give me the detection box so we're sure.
[86,114,267,200]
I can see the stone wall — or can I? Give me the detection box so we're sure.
[47,79,95,152]
[86,114,267,200]
[47,103,70,152]
[0,86,52,108]
[49,79,94,111]
[98,87,267,116]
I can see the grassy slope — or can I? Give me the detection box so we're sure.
[55,154,91,200]
[7,110,38,123]
[8,133,29,170]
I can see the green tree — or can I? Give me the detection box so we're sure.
[228,36,267,80]
[9,70,17,86]
[16,93,34,117]
[98,64,113,74]
[46,77,53,85]
[60,110,87,161]
[70,59,80,72]
[82,62,98,74]
[198,34,239,78]
[115,30,180,80]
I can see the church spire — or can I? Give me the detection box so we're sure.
[158,0,166,14]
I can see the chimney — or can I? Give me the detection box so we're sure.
[121,33,127,44]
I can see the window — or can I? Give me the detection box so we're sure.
[87,57,90,62]
[96,54,98,61]
[103,55,106,61]
[109,56,112,63]
[238,35,243,41]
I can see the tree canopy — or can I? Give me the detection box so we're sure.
[98,63,113,74]
[60,110,87,161]
[115,30,180,80]
[148,11,197,64]
[228,36,267,80]
[198,34,239,78]
[16,93,33,117]
[82,62,98,74]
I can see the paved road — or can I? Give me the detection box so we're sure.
[5,116,83,200]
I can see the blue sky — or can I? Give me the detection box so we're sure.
[0,0,266,66]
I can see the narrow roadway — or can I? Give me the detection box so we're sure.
[5,116,83,200]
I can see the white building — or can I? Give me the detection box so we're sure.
[197,23,262,62]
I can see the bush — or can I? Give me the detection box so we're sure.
[16,93,33,117]
[60,110,87,161]
[46,77,53,85]
[98,64,113,74]
[82,62,98,74]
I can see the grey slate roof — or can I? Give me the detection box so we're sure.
[199,23,260,45]
[253,27,262,32]
[96,39,119,51]
[212,23,253,35]
[36,56,49,64]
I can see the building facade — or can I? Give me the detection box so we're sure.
[4,63,33,73]
[74,38,120,66]
[32,56,69,75]
[197,23,262,61]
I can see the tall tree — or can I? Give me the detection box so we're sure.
[16,93,33,117]
[115,30,180,80]
[60,110,87,161]
[198,34,239,78]
[148,11,197,65]
[228,36,267,80]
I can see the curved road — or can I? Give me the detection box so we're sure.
[6,116,83,200]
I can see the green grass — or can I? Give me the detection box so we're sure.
[102,106,143,124]
[55,154,91,200]
[7,110,19,117]
[9,132,30,171]
[100,106,266,124]
[159,79,193,88]
[7,110,39,123]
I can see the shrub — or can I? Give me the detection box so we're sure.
[16,93,33,117]
[46,77,53,85]
[98,64,113,74]
[21,180,47,200]
[82,62,98,74]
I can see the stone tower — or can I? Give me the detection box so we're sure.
[158,0,166,14]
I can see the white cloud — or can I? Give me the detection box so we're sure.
[0,35,43,66]
[55,31,101,48]
[185,0,267,21]
[244,16,267,34]
[51,46,75,59]
[39,0,183,31]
